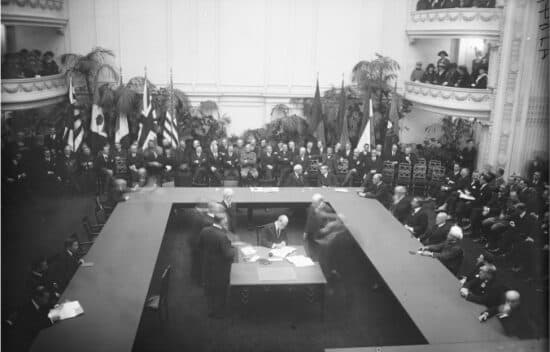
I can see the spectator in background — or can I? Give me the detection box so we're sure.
[317,164,338,187]
[410,62,425,82]
[479,290,532,338]
[416,0,432,10]
[437,50,451,69]
[435,63,447,85]
[460,263,505,307]
[455,65,472,88]
[40,51,59,76]
[460,139,477,171]
[421,212,452,245]
[442,62,459,86]
[472,67,488,88]
[421,64,437,84]
[391,186,412,224]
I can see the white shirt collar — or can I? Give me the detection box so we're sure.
[213,223,222,229]
[31,299,40,310]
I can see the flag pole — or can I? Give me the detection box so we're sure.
[119,66,123,86]
[170,67,174,121]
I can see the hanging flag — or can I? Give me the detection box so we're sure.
[311,78,325,145]
[72,117,84,151]
[162,111,179,148]
[90,104,107,137]
[115,113,129,143]
[338,79,349,146]
[137,111,157,150]
[68,75,76,105]
[142,73,152,118]
[388,87,400,137]
[356,119,371,151]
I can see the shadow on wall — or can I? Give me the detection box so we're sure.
[398,108,445,145]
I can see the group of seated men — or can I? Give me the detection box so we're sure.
[416,0,496,10]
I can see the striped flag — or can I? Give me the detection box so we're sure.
[72,117,84,151]
[162,111,179,148]
[137,110,157,150]
[68,75,76,105]
[337,79,350,146]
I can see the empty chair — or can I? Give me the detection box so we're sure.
[397,163,412,187]
[412,164,428,196]
[82,216,102,242]
[382,161,396,185]
[416,158,426,165]
[145,265,172,326]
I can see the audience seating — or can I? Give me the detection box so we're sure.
[382,161,396,186]
[397,163,412,187]
[412,164,428,196]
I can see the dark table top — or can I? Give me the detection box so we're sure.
[32,187,512,351]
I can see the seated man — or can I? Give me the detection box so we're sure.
[478,290,533,338]
[390,186,411,224]
[420,212,451,245]
[293,147,310,177]
[359,173,392,209]
[207,144,223,186]
[112,142,129,181]
[277,143,292,185]
[405,197,429,238]
[317,164,338,187]
[191,146,209,183]
[342,149,365,186]
[57,145,79,193]
[418,225,464,277]
[239,144,259,181]
[322,147,337,174]
[96,143,114,194]
[285,164,306,187]
[77,145,96,194]
[127,143,146,187]
[260,144,277,180]
[260,215,289,248]
[26,257,60,304]
[52,237,84,291]
[460,264,505,307]
[222,144,240,180]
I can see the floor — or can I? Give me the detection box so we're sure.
[1,194,547,352]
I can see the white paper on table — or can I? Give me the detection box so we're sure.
[286,255,315,267]
[268,257,283,262]
[48,301,84,321]
[269,246,296,258]
[246,255,260,262]
[232,241,248,247]
[333,188,349,193]
[240,246,257,256]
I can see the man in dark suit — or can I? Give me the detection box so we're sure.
[303,194,327,260]
[198,215,235,318]
[384,144,401,165]
[219,188,237,233]
[26,257,59,303]
[420,212,452,245]
[460,264,505,308]
[317,164,338,187]
[405,197,429,238]
[293,147,310,175]
[359,173,392,209]
[419,225,464,277]
[222,144,240,180]
[260,215,289,248]
[390,186,412,224]
[479,290,533,338]
[52,237,83,291]
[322,147,337,174]
[260,145,277,180]
[400,146,417,167]
[189,203,215,285]
[285,164,306,187]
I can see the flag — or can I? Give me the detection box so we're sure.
[338,79,349,146]
[115,113,129,143]
[311,78,325,145]
[162,111,179,148]
[68,75,76,105]
[72,117,84,151]
[137,111,157,150]
[388,88,400,137]
[356,119,371,151]
[90,104,107,137]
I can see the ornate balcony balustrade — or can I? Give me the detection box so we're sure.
[403,81,493,119]
[406,6,503,41]
[1,0,67,29]
[2,74,68,110]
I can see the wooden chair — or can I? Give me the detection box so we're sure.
[95,196,113,218]
[428,160,442,179]
[397,163,412,187]
[255,224,269,246]
[416,158,426,165]
[382,161,396,185]
[428,165,446,198]
[412,164,428,196]
[145,265,172,326]
[94,208,107,226]
[82,216,102,242]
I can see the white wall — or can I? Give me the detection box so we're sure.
[399,107,445,145]
[10,26,66,57]
[65,0,415,135]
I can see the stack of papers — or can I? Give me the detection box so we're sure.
[240,246,257,256]
[269,246,296,258]
[286,255,315,267]
[48,301,84,321]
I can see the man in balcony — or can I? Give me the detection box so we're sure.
[40,52,59,76]
[436,50,450,69]
[410,62,425,82]
[472,67,488,89]
[435,64,447,85]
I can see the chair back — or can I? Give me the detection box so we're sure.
[397,163,412,186]
[431,165,446,183]
[95,208,107,224]
[412,164,427,180]
[255,224,269,246]
[159,265,172,308]
[82,216,95,241]
[416,158,426,165]
[382,161,395,185]
[95,196,104,211]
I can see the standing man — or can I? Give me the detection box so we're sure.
[220,188,237,233]
[303,194,326,260]
[199,215,235,318]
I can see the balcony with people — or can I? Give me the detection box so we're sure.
[407,0,503,41]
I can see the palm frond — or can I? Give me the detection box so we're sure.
[85,47,115,63]
[115,86,138,115]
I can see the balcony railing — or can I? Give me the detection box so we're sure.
[403,81,493,119]
[1,74,68,110]
[406,6,503,41]
[1,0,67,29]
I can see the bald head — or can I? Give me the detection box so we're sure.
[448,225,463,241]
[277,215,289,229]
[435,212,448,225]
[222,188,234,202]
[312,193,324,207]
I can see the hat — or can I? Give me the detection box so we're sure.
[438,50,448,57]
